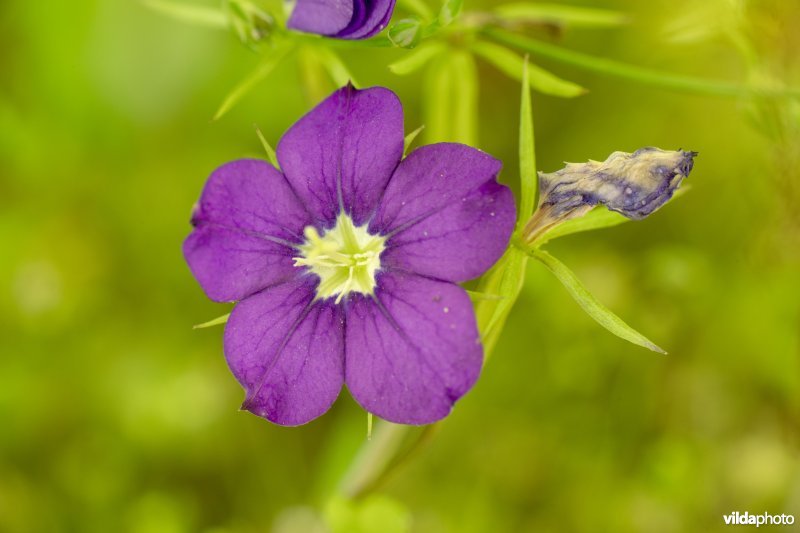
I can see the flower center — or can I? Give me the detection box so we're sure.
[293,213,386,303]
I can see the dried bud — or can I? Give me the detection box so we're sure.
[522,147,696,243]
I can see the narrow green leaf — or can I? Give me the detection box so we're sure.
[313,47,359,87]
[298,46,333,105]
[494,2,629,28]
[423,50,477,144]
[214,45,293,120]
[193,313,230,329]
[388,42,445,75]
[485,29,800,98]
[254,124,279,168]
[399,0,434,20]
[518,56,537,223]
[535,207,627,245]
[472,41,586,98]
[449,50,478,145]
[530,248,666,353]
[403,125,425,155]
[142,0,228,28]
[474,248,528,359]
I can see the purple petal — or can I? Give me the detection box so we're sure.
[277,85,404,227]
[371,143,515,282]
[225,277,345,426]
[183,159,311,302]
[335,0,396,39]
[287,0,354,36]
[345,272,482,425]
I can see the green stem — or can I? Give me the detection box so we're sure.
[337,422,411,499]
[484,28,800,98]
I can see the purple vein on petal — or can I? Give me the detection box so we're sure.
[240,297,317,411]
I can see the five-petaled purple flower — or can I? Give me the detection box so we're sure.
[183,85,516,426]
[287,0,395,39]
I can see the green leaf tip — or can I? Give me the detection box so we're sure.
[530,248,667,354]
[254,124,279,169]
[193,313,231,329]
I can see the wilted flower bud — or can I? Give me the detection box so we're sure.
[522,147,697,244]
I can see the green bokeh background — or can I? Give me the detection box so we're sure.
[2,0,798,531]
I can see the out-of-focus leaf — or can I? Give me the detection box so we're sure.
[388,18,423,48]
[213,44,293,120]
[475,248,528,359]
[472,41,586,98]
[399,0,434,20]
[450,50,478,145]
[299,46,336,104]
[403,125,425,155]
[518,56,537,222]
[142,0,228,28]
[313,47,358,87]
[437,0,463,26]
[494,2,629,28]
[227,0,275,48]
[486,29,800,98]
[325,494,411,533]
[423,50,478,144]
[193,313,230,329]
[254,125,279,168]
[530,248,666,353]
[388,42,445,75]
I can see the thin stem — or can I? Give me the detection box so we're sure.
[484,28,800,98]
[337,421,409,499]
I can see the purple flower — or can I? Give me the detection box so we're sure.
[287,0,395,39]
[183,85,516,426]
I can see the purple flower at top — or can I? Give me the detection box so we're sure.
[287,0,395,39]
[183,85,516,426]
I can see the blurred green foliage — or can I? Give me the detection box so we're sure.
[1,0,799,531]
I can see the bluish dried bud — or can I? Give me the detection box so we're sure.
[523,147,696,243]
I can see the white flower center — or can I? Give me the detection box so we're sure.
[293,213,386,303]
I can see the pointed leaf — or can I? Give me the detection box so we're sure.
[313,47,359,87]
[518,56,537,222]
[472,41,586,98]
[530,248,666,353]
[403,125,425,155]
[254,125,279,169]
[193,313,230,329]
[389,42,445,75]
[534,207,628,245]
[213,44,293,120]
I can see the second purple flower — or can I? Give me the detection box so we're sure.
[287,0,396,39]
[184,85,516,426]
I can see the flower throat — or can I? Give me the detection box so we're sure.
[293,213,386,303]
